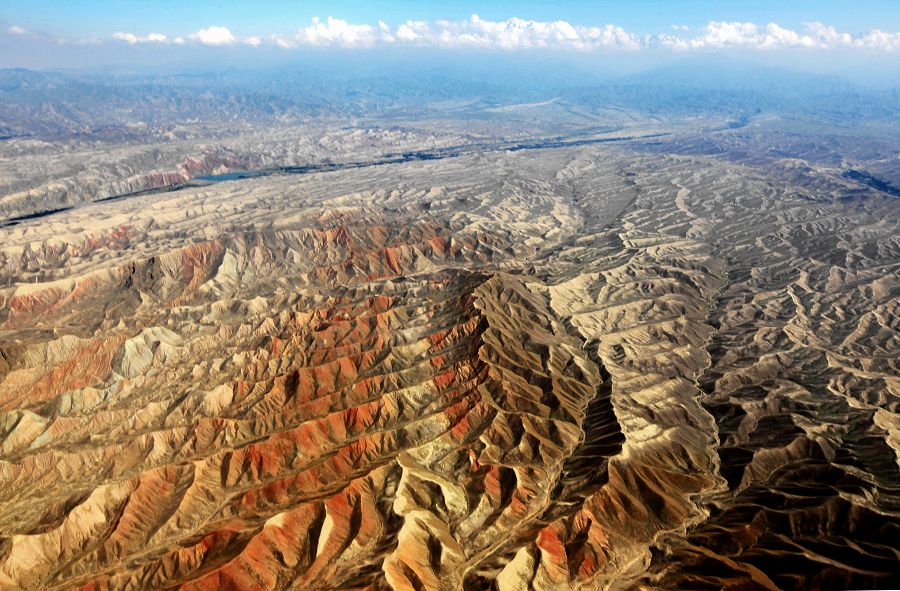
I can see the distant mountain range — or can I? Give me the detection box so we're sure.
[1,59,898,138]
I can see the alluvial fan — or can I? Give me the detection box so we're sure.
[0,143,898,590]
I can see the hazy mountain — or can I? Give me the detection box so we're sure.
[2,59,897,138]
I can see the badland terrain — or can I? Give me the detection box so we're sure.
[0,63,898,590]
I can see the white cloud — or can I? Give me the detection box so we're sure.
[396,21,424,42]
[273,16,382,48]
[701,21,762,48]
[113,31,169,44]
[852,29,900,51]
[8,25,27,35]
[113,32,138,44]
[805,22,851,46]
[271,34,292,49]
[244,36,262,46]
[659,20,900,51]
[378,21,395,44]
[191,25,236,46]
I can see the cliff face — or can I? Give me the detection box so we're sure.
[0,141,898,590]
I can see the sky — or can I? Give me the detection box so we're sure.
[2,0,899,76]
[5,0,900,37]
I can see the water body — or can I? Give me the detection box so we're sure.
[842,170,900,198]
[194,171,267,182]
[0,131,670,227]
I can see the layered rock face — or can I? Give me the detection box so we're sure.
[0,141,897,590]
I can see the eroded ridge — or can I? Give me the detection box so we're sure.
[1,142,898,590]
[628,157,900,591]
[0,212,623,590]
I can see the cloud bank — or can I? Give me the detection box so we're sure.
[102,16,900,52]
[267,15,641,51]
[659,21,900,51]
[110,26,236,46]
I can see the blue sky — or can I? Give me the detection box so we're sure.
[5,0,900,38]
[2,1,899,73]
